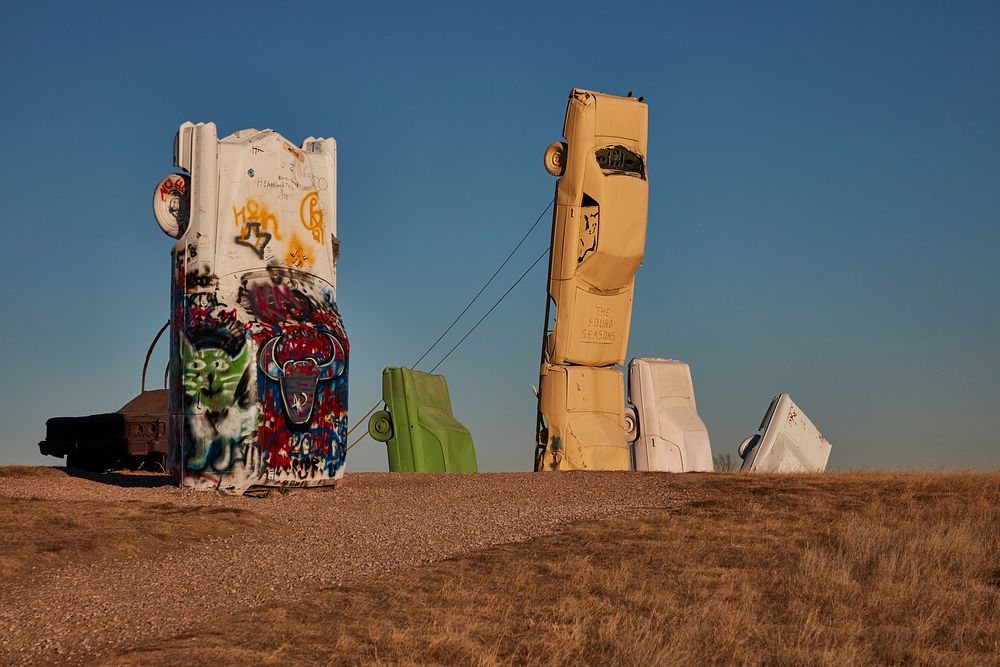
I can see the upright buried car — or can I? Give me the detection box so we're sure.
[153,123,348,493]
[534,89,649,471]
[625,358,713,472]
[367,367,477,473]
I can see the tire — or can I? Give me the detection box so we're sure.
[152,173,191,238]
[368,411,394,442]
[65,453,83,470]
[543,141,568,177]
[738,434,760,459]
[624,406,639,443]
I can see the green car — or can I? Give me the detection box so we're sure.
[368,368,477,473]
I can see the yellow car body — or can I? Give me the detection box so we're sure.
[536,89,649,471]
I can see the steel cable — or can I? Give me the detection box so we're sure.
[428,247,549,374]
[344,199,554,453]
[408,198,552,370]
[348,246,548,454]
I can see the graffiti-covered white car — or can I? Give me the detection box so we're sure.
[154,123,348,494]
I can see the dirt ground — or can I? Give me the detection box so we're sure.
[0,466,698,665]
[1,467,997,666]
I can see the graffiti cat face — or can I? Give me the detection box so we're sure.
[181,337,250,411]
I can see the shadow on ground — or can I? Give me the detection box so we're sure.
[58,466,177,488]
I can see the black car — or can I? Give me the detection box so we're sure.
[39,390,168,472]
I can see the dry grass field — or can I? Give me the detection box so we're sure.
[0,468,260,579]
[1,468,997,666]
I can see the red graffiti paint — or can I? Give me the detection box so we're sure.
[258,328,344,424]
[249,282,313,325]
[159,175,187,200]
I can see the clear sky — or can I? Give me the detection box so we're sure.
[1,1,997,471]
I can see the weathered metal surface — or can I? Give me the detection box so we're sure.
[368,367,477,473]
[38,390,168,471]
[738,394,832,473]
[538,365,629,471]
[627,358,713,472]
[535,89,649,471]
[157,123,348,493]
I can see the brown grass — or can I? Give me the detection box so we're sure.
[108,472,1000,666]
[0,498,260,578]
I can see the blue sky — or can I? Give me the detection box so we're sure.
[1,1,997,470]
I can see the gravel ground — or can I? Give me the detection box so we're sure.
[0,467,698,665]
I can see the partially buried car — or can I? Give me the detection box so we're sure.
[38,389,168,472]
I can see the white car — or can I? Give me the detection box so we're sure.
[626,358,713,472]
[738,394,831,473]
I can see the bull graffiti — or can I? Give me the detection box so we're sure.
[258,330,345,424]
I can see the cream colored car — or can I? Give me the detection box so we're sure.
[535,89,649,471]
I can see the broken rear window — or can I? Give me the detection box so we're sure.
[595,146,645,178]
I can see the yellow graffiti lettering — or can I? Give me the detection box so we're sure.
[233,198,282,241]
[299,191,325,243]
[284,235,314,268]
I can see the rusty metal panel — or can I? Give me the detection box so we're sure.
[739,394,832,473]
[155,123,347,494]
[627,358,713,472]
